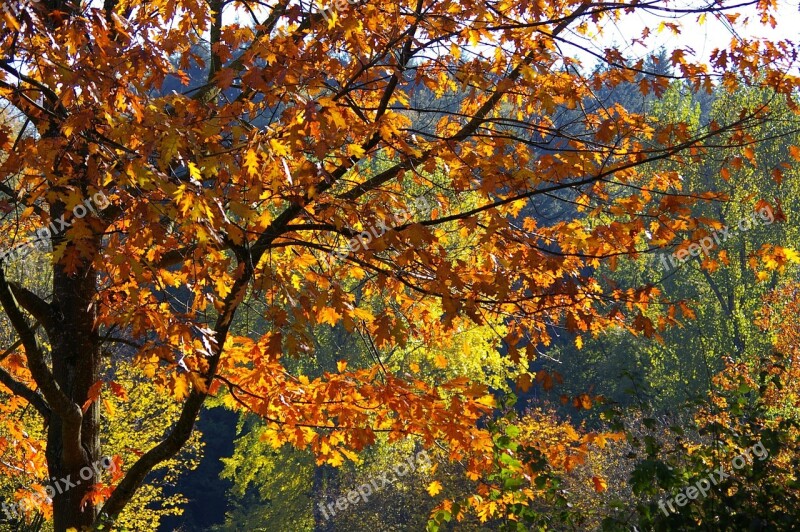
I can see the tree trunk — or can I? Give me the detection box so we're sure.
[47,200,101,532]
[313,464,338,532]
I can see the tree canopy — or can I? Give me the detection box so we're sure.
[1,0,800,530]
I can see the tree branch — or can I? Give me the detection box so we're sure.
[337,1,590,202]
[0,366,50,419]
[0,268,82,461]
[8,283,56,335]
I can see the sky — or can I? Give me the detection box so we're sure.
[213,0,800,76]
[562,0,800,71]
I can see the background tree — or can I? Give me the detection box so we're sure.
[543,80,800,410]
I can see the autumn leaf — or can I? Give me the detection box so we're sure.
[427,481,443,496]
[82,381,104,414]
[328,451,344,467]
[516,373,533,392]
[109,382,128,401]
[318,307,342,326]
[102,398,116,419]
[592,476,608,493]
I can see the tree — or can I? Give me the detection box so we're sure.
[1,309,202,530]
[543,80,800,411]
[0,0,798,529]
[621,283,800,531]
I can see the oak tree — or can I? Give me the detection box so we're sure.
[0,0,798,529]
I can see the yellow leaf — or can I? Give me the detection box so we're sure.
[328,450,344,467]
[450,42,461,60]
[337,360,347,372]
[785,248,800,263]
[476,394,495,407]
[427,481,442,496]
[341,448,360,462]
[215,275,232,298]
[434,354,448,368]
[244,149,260,176]
[318,306,342,326]
[270,138,290,157]
[347,143,365,158]
[187,161,202,181]
[326,10,338,29]
[2,11,20,31]
[351,307,374,321]
[409,362,420,373]
[324,108,345,129]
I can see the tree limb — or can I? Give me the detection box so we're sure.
[0,267,82,463]
[0,366,50,420]
[8,283,56,336]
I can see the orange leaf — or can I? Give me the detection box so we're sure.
[592,476,608,493]
[516,373,533,392]
[102,398,116,419]
[82,381,103,414]
[109,382,128,401]
[318,307,342,326]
